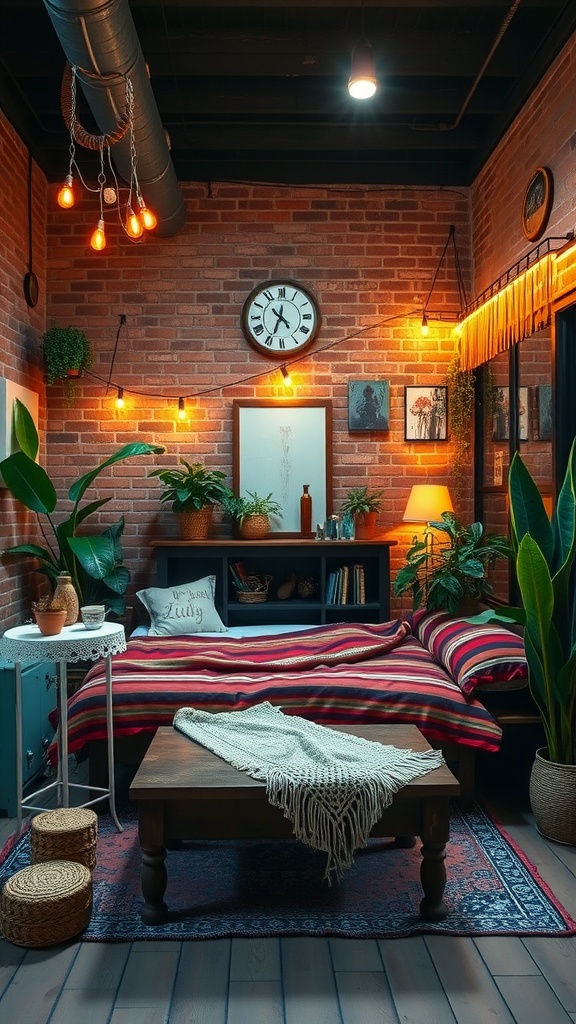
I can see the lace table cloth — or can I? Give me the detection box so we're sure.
[1,622,126,663]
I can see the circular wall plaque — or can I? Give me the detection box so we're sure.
[521,167,553,242]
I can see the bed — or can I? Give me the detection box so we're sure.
[58,591,529,804]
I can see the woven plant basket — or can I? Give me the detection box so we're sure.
[529,747,576,845]
[178,506,213,540]
[239,514,270,539]
[31,807,98,871]
[0,860,92,948]
[236,574,272,603]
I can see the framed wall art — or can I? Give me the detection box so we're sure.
[492,386,529,441]
[404,386,447,442]
[233,400,332,534]
[536,384,553,441]
[0,378,39,486]
[347,379,389,431]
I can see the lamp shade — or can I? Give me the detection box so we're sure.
[402,484,454,523]
[348,39,377,99]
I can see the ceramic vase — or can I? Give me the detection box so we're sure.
[53,573,79,625]
[300,485,312,537]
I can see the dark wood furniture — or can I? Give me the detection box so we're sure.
[129,723,460,925]
[150,537,396,627]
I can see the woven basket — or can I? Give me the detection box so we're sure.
[31,807,98,871]
[0,860,92,948]
[178,506,213,540]
[236,574,272,603]
[529,748,576,845]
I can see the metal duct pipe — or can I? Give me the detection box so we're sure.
[43,0,185,238]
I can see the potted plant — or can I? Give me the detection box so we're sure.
[340,486,384,539]
[42,323,92,400]
[0,398,165,615]
[475,439,576,844]
[31,594,68,636]
[223,490,283,539]
[393,512,511,615]
[148,460,231,540]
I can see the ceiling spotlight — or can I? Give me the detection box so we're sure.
[348,39,377,99]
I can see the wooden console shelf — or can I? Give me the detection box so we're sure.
[151,537,396,627]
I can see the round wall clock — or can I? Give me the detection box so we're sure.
[521,166,553,242]
[241,279,321,357]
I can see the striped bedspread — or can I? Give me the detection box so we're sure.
[61,619,502,755]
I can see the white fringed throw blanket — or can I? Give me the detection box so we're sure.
[173,701,444,883]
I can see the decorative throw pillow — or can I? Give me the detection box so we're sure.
[413,610,527,696]
[136,576,227,636]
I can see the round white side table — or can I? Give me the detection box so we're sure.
[1,621,126,835]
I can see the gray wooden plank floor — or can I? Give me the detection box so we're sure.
[1,762,576,1024]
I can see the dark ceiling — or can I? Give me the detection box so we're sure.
[1,0,575,188]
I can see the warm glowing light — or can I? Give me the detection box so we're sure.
[403,484,454,524]
[280,364,292,387]
[138,200,157,231]
[178,397,186,421]
[125,207,144,239]
[90,219,106,252]
[348,40,378,99]
[421,312,429,338]
[57,175,75,209]
[115,387,125,409]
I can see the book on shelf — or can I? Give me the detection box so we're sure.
[229,561,250,591]
[352,563,366,604]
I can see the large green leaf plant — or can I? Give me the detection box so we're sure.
[1,399,165,615]
[474,438,576,765]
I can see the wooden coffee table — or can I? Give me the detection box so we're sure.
[129,723,460,925]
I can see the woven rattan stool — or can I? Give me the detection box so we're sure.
[0,860,92,947]
[31,808,98,871]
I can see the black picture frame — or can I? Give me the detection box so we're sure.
[404,386,448,442]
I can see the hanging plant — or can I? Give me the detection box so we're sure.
[446,354,475,504]
[42,322,92,402]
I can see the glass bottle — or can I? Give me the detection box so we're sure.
[53,572,79,625]
[300,484,312,536]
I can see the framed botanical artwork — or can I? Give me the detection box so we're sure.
[233,400,332,534]
[404,386,447,442]
[536,384,553,441]
[347,379,389,431]
[492,386,529,441]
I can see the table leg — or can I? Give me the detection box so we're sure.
[104,654,122,832]
[15,662,23,836]
[59,659,69,807]
[140,845,168,924]
[419,841,448,920]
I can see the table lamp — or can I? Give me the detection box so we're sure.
[402,484,454,551]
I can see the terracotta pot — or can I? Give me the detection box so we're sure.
[354,511,378,540]
[239,514,270,539]
[178,506,213,540]
[34,609,67,636]
[529,747,576,845]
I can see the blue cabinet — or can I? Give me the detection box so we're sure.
[0,658,57,816]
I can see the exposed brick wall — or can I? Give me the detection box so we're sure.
[0,111,48,627]
[41,184,471,624]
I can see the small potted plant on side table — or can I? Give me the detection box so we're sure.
[340,486,384,540]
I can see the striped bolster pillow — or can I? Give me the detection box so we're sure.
[413,610,528,696]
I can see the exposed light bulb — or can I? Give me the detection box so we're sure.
[115,387,125,409]
[280,364,292,387]
[125,206,144,239]
[90,219,106,252]
[57,174,75,209]
[178,397,186,421]
[138,199,157,231]
[421,312,429,338]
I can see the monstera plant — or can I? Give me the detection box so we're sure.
[0,398,165,614]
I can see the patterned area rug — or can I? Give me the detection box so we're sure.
[1,804,575,941]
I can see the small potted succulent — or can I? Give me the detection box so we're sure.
[42,322,92,401]
[149,460,232,540]
[223,491,283,539]
[32,595,68,636]
[340,486,384,539]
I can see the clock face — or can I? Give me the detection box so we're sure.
[241,280,320,357]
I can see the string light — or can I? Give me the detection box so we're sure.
[280,364,292,387]
[115,387,124,409]
[90,218,106,251]
[178,397,186,421]
[125,205,144,239]
[57,173,75,209]
[421,312,428,337]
